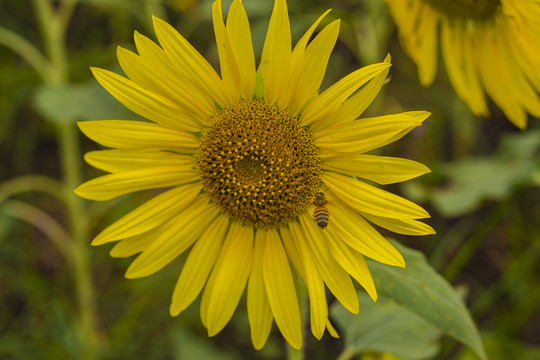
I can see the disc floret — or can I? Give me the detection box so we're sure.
[197,99,322,228]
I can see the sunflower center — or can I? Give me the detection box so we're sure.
[197,99,322,228]
[424,0,501,20]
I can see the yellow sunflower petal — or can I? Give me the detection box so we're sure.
[323,154,431,184]
[75,166,199,201]
[386,0,540,128]
[323,227,377,301]
[91,67,201,132]
[377,127,426,153]
[316,111,429,154]
[305,265,327,340]
[84,150,194,173]
[497,25,540,118]
[212,0,242,102]
[509,18,540,92]
[248,230,274,350]
[77,120,199,153]
[117,46,210,122]
[152,16,227,106]
[287,17,339,114]
[440,22,469,106]
[324,172,429,219]
[440,20,488,116]
[92,183,201,245]
[133,30,172,67]
[326,318,339,338]
[290,225,327,339]
[310,54,391,134]
[296,214,359,314]
[417,5,438,86]
[226,0,256,99]
[327,196,405,267]
[125,196,218,279]
[133,31,216,114]
[262,228,302,350]
[281,9,331,113]
[279,225,306,278]
[301,62,391,126]
[260,0,291,104]
[170,215,229,316]
[361,212,436,236]
[203,222,253,336]
[476,26,526,128]
[375,112,432,152]
[109,234,151,258]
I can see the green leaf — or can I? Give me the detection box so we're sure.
[366,241,487,360]
[431,159,524,216]
[409,130,540,217]
[332,293,441,360]
[171,328,239,360]
[34,81,138,125]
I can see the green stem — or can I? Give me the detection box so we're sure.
[35,0,71,83]
[57,0,79,30]
[470,242,540,318]
[59,122,103,357]
[336,347,355,360]
[0,26,52,80]
[287,346,302,360]
[428,216,478,270]
[1,199,74,260]
[33,0,102,357]
[0,175,67,204]
[442,202,507,281]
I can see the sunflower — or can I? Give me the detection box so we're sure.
[384,0,540,129]
[75,0,434,350]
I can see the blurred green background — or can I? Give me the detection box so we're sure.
[1,0,540,359]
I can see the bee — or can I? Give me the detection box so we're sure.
[313,193,329,229]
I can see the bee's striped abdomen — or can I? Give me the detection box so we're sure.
[314,206,329,229]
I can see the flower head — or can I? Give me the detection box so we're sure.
[385,0,540,129]
[76,0,434,350]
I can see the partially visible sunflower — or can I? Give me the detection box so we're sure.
[75,0,434,350]
[384,0,540,129]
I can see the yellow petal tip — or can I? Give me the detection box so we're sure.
[125,266,144,279]
[90,232,110,246]
[152,15,166,28]
[313,329,324,340]
[169,304,182,317]
[207,327,220,337]
[116,45,129,56]
[287,340,302,351]
[252,339,267,351]
[89,67,102,76]
[73,185,89,200]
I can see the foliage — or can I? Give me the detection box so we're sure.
[407,130,540,217]
[332,294,442,360]
[34,81,138,124]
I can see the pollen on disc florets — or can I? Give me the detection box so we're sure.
[424,0,501,20]
[197,99,322,228]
